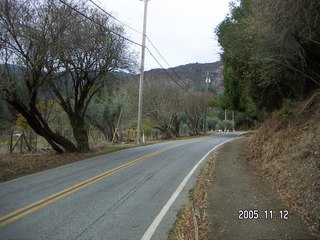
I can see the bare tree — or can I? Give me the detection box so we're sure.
[143,78,185,139]
[49,1,134,152]
[0,0,135,152]
[0,0,77,153]
[183,91,209,135]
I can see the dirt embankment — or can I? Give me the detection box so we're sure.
[244,97,320,235]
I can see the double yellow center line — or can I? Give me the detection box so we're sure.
[0,141,193,227]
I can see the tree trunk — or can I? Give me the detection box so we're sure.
[172,115,180,137]
[51,133,78,152]
[154,126,174,139]
[42,135,64,153]
[6,99,78,153]
[72,118,90,153]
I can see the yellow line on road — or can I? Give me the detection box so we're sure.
[0,141,192,227]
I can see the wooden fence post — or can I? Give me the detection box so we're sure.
[22,132,31,151]
[20,133,23,153]
[29,131,32,150]
[34,133,38,151]
[9,131,13,154]
[8,131,12,153]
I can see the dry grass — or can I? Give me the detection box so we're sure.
[244,100,320,236]
[168,152,218,240]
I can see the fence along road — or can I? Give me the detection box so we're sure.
[0,132,241,240]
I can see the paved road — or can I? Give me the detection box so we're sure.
[0,133,241,240]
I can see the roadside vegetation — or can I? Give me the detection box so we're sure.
[245,98,320,235]
[214,0,319,235]
[216,0,320,236]
[168,152,219,240]
[170,0,320,238]
[0,0,134,153]
[215,0,320,116]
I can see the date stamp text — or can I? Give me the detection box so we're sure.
[238,210,289,220]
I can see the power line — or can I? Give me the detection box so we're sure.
[88,0,189,89]
[88,0,142,35]
[146,37,190,88]
[145,47,187,90]
[58,0,143,47]
[58,0,189,91]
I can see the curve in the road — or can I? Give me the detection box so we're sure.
[141,139,232,240]
[0,141,194,227]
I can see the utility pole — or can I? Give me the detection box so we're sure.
[137,0,149,143]
[204,72,211,134]
[224,109,227,132]
[232,110,235,132]
[205,72,211,92]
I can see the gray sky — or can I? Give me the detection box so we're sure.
[98,0,231,70]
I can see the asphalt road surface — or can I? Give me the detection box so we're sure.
[0,133,241,240]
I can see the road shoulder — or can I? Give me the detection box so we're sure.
[169,137,315,240]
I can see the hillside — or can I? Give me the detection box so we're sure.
[133,61,224,95]
[244,93,320,236]
[1,62,224,95]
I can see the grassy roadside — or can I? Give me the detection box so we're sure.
[168,135,251,240]
[244,100,320,236]
[168,150,219,240]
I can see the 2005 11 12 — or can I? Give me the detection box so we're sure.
[238,210,289,220]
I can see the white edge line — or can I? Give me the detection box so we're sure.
[140,139,233,240]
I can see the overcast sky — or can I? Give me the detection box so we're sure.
[98,0,231,70]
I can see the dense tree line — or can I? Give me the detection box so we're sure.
[216,0,320,113]
[0,0,134,153]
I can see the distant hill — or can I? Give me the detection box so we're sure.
[1,61,224,95]
[133,61,224,95]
